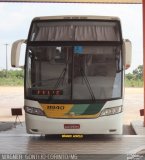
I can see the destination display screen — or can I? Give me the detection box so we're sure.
[32,89,63,96]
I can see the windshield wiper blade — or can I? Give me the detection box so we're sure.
[32,65,67,101]
[54,68,67,89]
[47,67,67,101]
[80,68,96,101]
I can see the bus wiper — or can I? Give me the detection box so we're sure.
[54,67,67,89]
[54,56,70,89]
[47,67,67,101]
[80,68,96,101]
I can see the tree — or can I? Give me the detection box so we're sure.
[132,65,143,80]
[125,73,134,80]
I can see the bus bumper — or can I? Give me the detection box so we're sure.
[25,112,123,135]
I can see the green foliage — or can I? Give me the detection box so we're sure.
[125,65,143,87]
[125,78,143,87]
[0,69,24,86]
[132,65,143,80]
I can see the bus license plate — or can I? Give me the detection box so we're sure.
[64,124,80,129]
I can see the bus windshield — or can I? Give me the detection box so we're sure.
[25,19,122,102]
[25,45,122,101]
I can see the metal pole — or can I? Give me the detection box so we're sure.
[143,0,145,127]
[4,44,8,77]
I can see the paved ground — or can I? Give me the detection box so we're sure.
[0,123,144,155]
[123,88,143,125]
[0,122,13,131]
[0,86,24,121]
[123,124,135,135]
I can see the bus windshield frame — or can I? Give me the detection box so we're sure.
[25,19,123,103]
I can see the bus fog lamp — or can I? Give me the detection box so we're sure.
[100,106,122,116]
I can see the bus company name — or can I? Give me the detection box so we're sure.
[47,105,64,110]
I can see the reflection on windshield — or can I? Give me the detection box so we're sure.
[26,46,122,101]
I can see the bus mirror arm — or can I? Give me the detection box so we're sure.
[11,39,27,68]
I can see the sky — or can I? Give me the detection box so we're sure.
[0,2,143,73]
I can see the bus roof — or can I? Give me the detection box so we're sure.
[32,15,120,21]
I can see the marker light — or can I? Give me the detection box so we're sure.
[24,106,45,116]
[100,106,122,117]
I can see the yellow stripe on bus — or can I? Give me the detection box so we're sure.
[41,104,73,118]
[41,103,100,119]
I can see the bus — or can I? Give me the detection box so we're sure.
[11,16,131,134]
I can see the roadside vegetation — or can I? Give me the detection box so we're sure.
[125,65,143,87]
[0,69,24,86]
[0,65,143,87]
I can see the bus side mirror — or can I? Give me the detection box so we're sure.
[123,39,132,70]
[11,39,26,68]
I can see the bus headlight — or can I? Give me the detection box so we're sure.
[100,106,122,117]
[24,106,45,116]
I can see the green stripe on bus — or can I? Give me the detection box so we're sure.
[82,103,105,115]
[68,104,89,115]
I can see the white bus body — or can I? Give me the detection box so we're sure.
[11,16,131,134]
